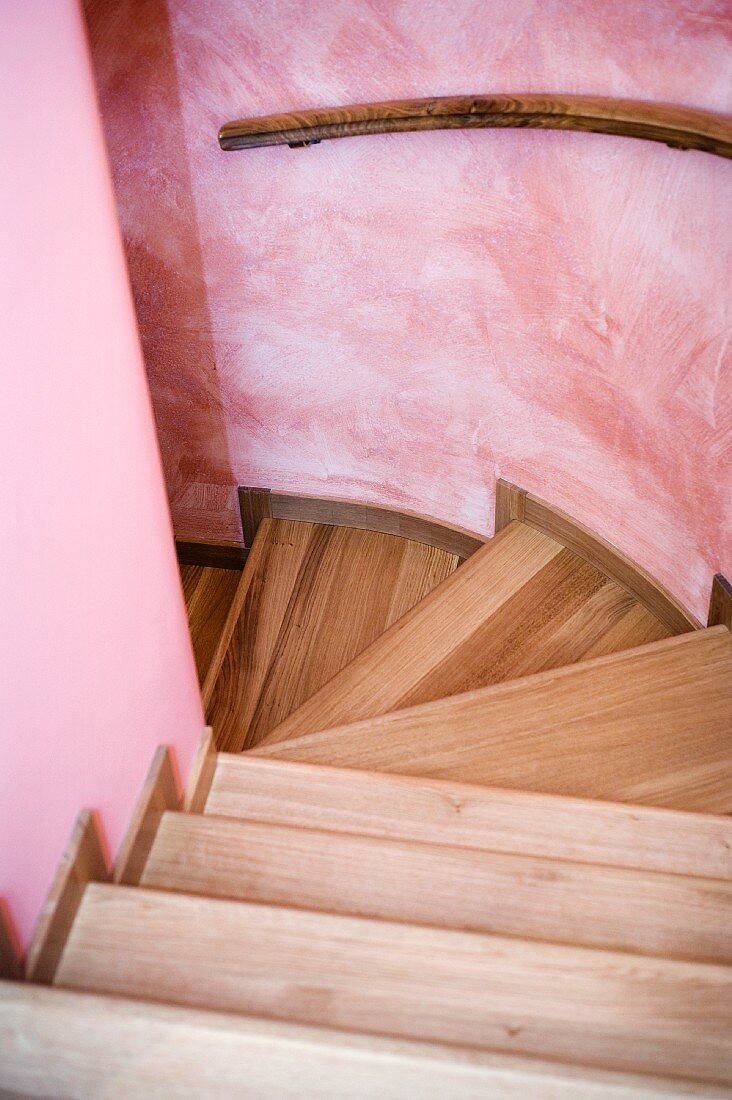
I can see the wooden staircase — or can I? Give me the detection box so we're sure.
[2,482,731,1098]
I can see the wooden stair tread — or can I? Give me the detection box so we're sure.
[206,517,459,751]
[260,521,670,747]
[56,883,732,1084]
[142,810,732,963]
[5,983,728,1100]
[206,755,732,879]
[254,627,732,812]
[179,563,241,687]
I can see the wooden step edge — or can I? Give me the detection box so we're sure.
[175,537,247,570]
[200,519,277,708]
[0,905,21,980]
[709,575,732,630]
[238,485,487,560]
[3,982,726,1100]
[207,754,732,880]
[255,518,562,748]
[25,811,108,984]
[251,624,730,757]
[113,746,180,886]
[57,884,732,1085]
[494,479,702,634]
[183,727,217,812]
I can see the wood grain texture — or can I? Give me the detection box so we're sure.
[238,486,272,547]
[207,756,732,880]
[260,521,670,747]
[709,575,732,630]
[179,562,241,686]
[219,94,732,159]
[207,517,459,751]
[56,884,732,1084]
[256,628,732,812]
[112,746,178,886]
[264,489,485,559]
[176,538,247,570]
[4,984,725,1100]
[25,812,107,984]
[495,480,700,633]
[143,811,732,964]
[183,727,217,813]
[200,518,288,709]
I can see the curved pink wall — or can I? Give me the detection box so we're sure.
[87,0,731,620]
[0,0,203,950]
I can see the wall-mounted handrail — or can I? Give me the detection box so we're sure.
[219,94,732,159]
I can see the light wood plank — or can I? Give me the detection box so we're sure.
[113,746,178,885]
[26,812,107,984]
[494,480,700,633]
[56,884,732,1084]
[200,517,289,708]
[3,983,725,1100]
[179,563,241,686]
[207,755,732,880]
[260,521,671,746]
[143,811,732,964]
[207,518,458,750]
[183,727,217,813]
[256,628,732,812]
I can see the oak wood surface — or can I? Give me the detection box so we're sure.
[25,812,107,984]
[143,810,732,964]
[238,485,272,547]
[219,94,732,159]
[179,562,241,686]
[260,521,670,746]
[241,487,486,560]
[182,727,217,812]
[176,538,247,570]
[4,983,725,1100]
[207,755,732,879]
[112,746,178,886]
[494,480,700,633]
[256,627,732,812]
[207,517,459,750]
[709,574,732,630]
[56,884,732,1083]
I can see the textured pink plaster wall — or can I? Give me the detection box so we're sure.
[86,0,731,620]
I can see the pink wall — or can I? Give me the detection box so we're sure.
[86,0,731,620]
[0,0,203,951]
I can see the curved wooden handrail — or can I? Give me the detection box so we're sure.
[219,94,732,159]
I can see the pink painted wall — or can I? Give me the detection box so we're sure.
[0,0,203,951]
[86,0,731,621]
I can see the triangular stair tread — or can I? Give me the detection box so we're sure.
[205,755,732,879]
[141,809,732,963]
[253,627,732,812]
[55,883,732,1084]
[206,517,459,751]
[260,520,671,747]
[5,982,727,1100]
